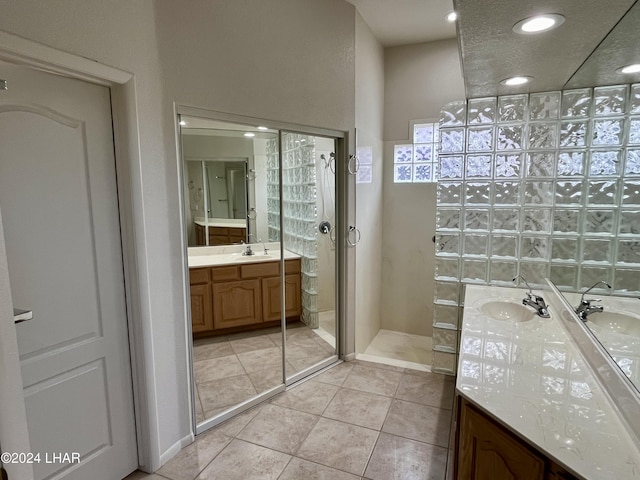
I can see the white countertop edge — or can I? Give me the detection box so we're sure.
[457,284,640,480]
[187,243,300,268]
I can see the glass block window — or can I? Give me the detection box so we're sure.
[393,122,439,183]
[433,85,640,375]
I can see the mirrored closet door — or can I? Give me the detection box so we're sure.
[179,114,341,433]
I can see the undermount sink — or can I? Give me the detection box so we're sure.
[479,300,538,323]
[587,311,640,337]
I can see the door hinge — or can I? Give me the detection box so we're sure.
[0,79,7,91]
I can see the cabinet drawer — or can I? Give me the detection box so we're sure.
[210,227,229,235]
[189,268,209,285]
[210,235,230,246]
[228,227,246,236]
[241,261,279,278]
[285,258,301,274]
[211,266,240,281]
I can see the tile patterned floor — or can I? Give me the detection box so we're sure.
[126,360,455,480]
[193,322,336,421]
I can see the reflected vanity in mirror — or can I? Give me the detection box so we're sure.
[179,114,340,432]
[553,281,640,393]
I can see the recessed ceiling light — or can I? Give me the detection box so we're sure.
[257,126,269,131]
[445,11,457,22]
[617,64,640,74]
[179,120,186,126]
[513,14,565,35]
[500,76,533,86]
[244,132,256,138]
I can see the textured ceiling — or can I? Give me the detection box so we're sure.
[346,0,456,47]
[455,0,637,98]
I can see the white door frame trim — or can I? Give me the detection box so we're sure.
[0,30,157,472]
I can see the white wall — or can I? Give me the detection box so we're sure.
[0,0,356,472]
[381,39,465,337]
[354,13,385,352]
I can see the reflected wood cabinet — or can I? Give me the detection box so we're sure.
[189,258,301,336]
[455,397,579,480]
[195,223,246,246]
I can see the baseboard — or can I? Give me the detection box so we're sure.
[159,432,194,466]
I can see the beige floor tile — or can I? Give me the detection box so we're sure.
[196,439,290,480]
[312,362,354,386]
[288,351,334,374]
[279,457,360,480]
[198,374,257,412]
[157,429,232,480]
[237,347,283,373]
[382,399,452,447]
[296,417,379,476]
[355,359,407,373]
[364,432,447,480]
[193,355,246,383]
[214,404,264,437]
[286,332,324,348]
[236,404,319,455]
[246,365,285,393]
[395,372,455,410]
[271,380,339,415]
[229,335,278,354]
[342,365,403,397]
[322,388,392,430]
[193,340,234,363]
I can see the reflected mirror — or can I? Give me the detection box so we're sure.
[553,282,640,394]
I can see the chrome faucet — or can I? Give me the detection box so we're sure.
[513,275,551,318]
[246,234,268,255]
[240,238,255,256]
[575,280,612,321]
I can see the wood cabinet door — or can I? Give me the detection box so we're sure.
[262,274,302,321]
[458,400,545,480]
[212,279,262,329]
[190,283,213,333]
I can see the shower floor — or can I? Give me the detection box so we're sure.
[359,329,432,372]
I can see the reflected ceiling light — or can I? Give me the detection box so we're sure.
[257,126,269,131]
[617,64,640,74]
[445,11,457,22]
[513,14,565,34]
[244,132,256,138]
[500,76,532,86]
[179,120,186,126]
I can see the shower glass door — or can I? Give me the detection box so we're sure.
[280,132,338,382]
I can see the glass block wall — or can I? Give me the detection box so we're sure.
[433,84,640,375]
[267,134,319,328]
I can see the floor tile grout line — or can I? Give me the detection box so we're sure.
[360,430,382,479]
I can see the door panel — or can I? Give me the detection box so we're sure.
[0,60,137,479]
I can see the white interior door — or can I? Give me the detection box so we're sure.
[0,60,137,479]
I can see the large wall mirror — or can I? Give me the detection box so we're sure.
[550,1,640,397]
[179,113,341,433]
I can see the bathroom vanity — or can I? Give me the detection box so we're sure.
[194,219,247,246]
[188,245,301,336]
[453,285,640,480]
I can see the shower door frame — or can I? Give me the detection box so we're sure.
[175,106,351,436]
